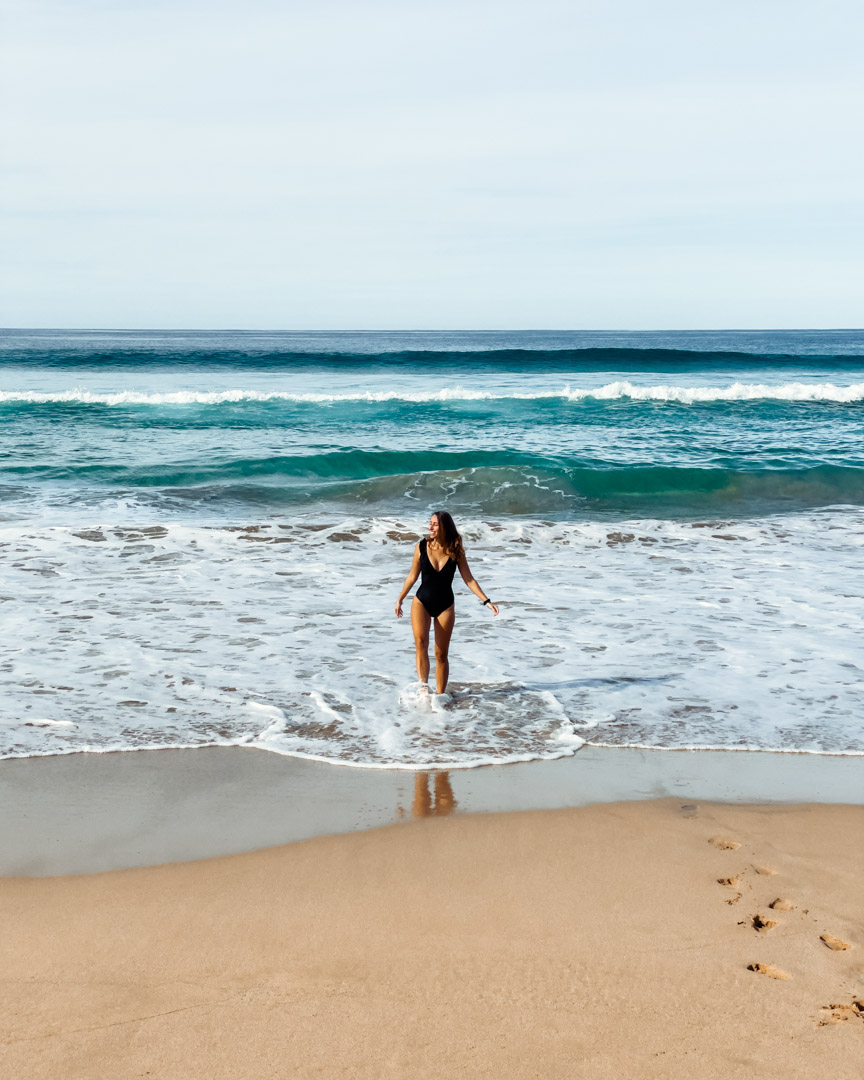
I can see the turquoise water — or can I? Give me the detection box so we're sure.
[1,329,863,765]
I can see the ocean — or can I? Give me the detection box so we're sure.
[2,328,863,767]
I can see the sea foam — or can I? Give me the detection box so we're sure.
[1,513,862,767]
[1,381,863,405]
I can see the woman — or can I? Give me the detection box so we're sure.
[395,511,498,694]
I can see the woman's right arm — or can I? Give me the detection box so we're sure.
[395,545,422,617]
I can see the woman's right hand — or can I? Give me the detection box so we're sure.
[395,599,404,618]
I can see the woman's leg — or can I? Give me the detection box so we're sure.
[432,605,455,694]
[411,597,432,687]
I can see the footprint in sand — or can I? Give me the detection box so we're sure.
[818,1001,864,1026]
[820,933,851,951]
[709,837,741,851]
[747,962,790,980]
[753,865,776,876]
[752,914,777,933]
[769,898,795,911]
[717,875,740,887]
[716,874,742,904]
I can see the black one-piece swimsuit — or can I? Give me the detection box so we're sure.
[416,538,457,618]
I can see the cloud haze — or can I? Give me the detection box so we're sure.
[2,0,862,328]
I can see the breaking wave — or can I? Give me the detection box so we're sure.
[1,381,864,406]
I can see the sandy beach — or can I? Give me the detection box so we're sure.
[3,754,863,1079]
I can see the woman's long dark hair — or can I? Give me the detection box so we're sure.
[432,510,464,562]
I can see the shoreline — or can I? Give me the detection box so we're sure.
[3,742,862,877]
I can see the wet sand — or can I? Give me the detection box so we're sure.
[3,796,863,1079]
[3,743,863,875]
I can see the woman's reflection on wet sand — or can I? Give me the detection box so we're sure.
[412,771,457,818]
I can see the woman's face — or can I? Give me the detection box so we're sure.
[429,514,440,540]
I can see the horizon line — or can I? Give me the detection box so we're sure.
[2,326,863,335]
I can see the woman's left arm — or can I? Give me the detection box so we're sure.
[457,554,499,616]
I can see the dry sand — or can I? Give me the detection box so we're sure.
[3,798,863,1079]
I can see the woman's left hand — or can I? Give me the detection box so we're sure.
[488,602,499,616]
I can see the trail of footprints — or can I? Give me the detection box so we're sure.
[702,824,861,1026]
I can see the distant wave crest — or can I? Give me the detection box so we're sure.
[1,381,864,406]
[3,342,864,369]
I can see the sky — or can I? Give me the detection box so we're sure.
[2,0,862,329]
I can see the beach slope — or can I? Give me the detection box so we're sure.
[3,798,863,1079]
